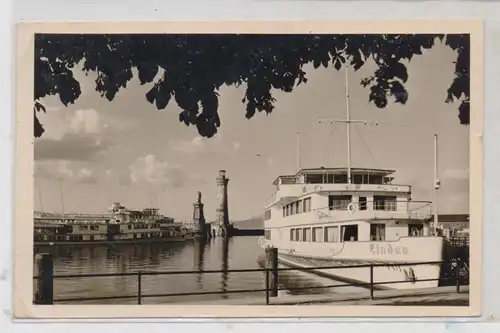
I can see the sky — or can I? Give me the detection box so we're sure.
[33,39,470,222]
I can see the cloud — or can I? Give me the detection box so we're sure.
[170,136,206,155]
[37,108,104,140]
[34,133,113,161]
[75,168,98,184]
[129,154,189,187]
[34,107,122,161]
[69,109,102,134]
[170,134,239,157]
[442,168,469,180]
[35,160,97,184]
[103,168,133,186]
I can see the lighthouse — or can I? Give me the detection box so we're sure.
[216,170,230,236]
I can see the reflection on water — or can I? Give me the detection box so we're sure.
[33,236,268,304]
[33,236,359,304]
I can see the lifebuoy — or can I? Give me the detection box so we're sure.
[347,202,357,214]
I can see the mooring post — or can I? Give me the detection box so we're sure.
[369,264,374,300]
[137,271,142,304]
[34,253,53,305]
[265,247,278,297]
[265,267,270,305]
[455,261,461,293]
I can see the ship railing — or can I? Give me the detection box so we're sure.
[265,193,277,206]
[265,183,414,207]
[313,200,432,219]
[33,250,469,305]
[408,201,433,220]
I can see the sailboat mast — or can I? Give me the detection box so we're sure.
[433,134,439,235]
[345,65,352,185]
[37,184,44,213]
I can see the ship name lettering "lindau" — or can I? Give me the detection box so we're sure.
[370,244,409,255]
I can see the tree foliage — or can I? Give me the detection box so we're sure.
[34,33,470,138]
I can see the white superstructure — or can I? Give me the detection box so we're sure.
[259,65,444,290]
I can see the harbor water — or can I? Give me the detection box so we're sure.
[33,236,364,304]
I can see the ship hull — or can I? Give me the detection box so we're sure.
[277,253,441,290]
[259,236,444,290]
[34,235,189,247]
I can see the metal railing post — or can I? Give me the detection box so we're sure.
[265,268,270,305]
[369,264,374,300]
[265,247,279,298]
[137,271,142,304]
[34,253,54,305]
[455,261,461,293]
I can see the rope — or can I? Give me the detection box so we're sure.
[353,123,383,170]
[320,125,338,167]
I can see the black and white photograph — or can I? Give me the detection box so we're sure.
[14,21,483,318]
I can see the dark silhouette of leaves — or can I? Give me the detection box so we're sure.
[33,34,470,138]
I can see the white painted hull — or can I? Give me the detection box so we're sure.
[259,236,444,290]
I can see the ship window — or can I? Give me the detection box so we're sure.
[358,197,367,211]
[295,228,301,241]
[285,205,290,216]
[353,175,363,184]
[370,223,386,241]
[374,196,397,211]
[290,229,295,241]
[128,225,132,230]
[303,228,311,242]
[265,210,272,220]
[341,225,358,242]
[334,174,347,184]
[303,198,311,212]
[409,224,424,237]
[371,175,383,184]
[296,200,302,213]
[306,174,323,184]
[290,203,296,215]
[326,174,334,183]
[312,227,323,242]
[324,226,339,242]
[329,195,352,210]
[283,207,286,217]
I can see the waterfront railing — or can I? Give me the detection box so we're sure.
[33,248,469,305]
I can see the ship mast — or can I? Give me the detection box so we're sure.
[37,182,44,213]
[317,64,390,187]
[345,64,352,185]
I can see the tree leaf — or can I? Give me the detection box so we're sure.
[33,33,471,139]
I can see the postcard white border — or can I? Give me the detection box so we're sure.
[14,20,483,319]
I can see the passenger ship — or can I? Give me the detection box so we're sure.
[259,67,445,290]
[34,202,192,246]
